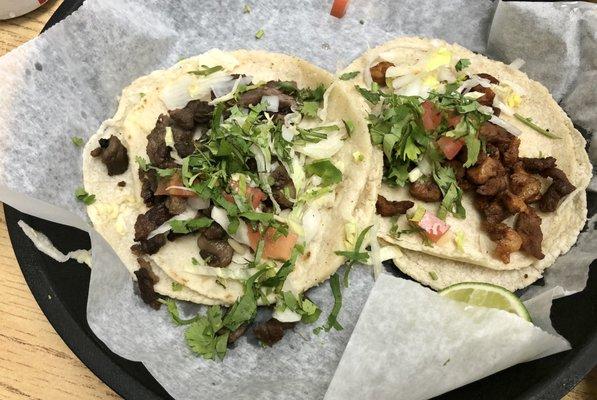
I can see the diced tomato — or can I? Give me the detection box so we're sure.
[246,187,266,209]
[330,0,350,18]
[421,100,441,132]
[437,136,465,160]
[226,182,266,210]
[447,114,462,128]
[155,171,196,197]
[247,227,298,261]
[417,211,450,242]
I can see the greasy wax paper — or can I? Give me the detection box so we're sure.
[0,1,594,399]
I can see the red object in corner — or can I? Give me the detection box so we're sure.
[330,0,350,18]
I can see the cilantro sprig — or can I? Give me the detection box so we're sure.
[357,82,492,219]
[314,274,343,334]
[335,225,372,287]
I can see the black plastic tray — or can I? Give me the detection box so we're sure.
[6,0,596,399]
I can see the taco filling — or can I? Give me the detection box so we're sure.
[128,77,342,266]
[348,42,583,269]
[83,50,378,359]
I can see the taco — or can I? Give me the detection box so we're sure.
[340,37,591,291]
[82,49,379,313]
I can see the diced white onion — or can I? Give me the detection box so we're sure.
[408,167,423,182]
[209,75,252,105]
[509,58,525,70]
[211,207,251,246]
[187,196,210,210]
[164,127,174,147]
[192,127,203,140]
[463,91,485,100]
[457,75,492,94]
[210,76,235,98]
[492,98,514,116]
[392,74,418,91]
[227,238,249,255]
[262,95,280,113]
[417,157,433,176]
[170,150,184,165]
[160,75,195,110]
[281,125,296,142]
[273,307,302,323]
[477,105,495,115]
[489,115,522,137]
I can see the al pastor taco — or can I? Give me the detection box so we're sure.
[340,37,591,290]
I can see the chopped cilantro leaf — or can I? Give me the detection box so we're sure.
[255,29,265,39]
[135,156,148,171]
[172,282,184,291]
[305,159,343,186]
[243,4,251,13]
[188,65,224,76]
[74,187,95,205]
[71,136,84,147]
[300,101,320,118]
[298,84,326,102]
[455,59,471,72]
[339,71,359,80]
[135,156,176,177]
[355,85,381,104]
[433,164,465,220]
[429,271,438,281]
[169,217,212,234]
[276,291,321,324]
[191,257,199,265]
[222,270,266,331]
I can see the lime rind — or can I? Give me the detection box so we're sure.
[439,282,532,322]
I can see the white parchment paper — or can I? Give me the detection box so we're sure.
[324,275,570,400]
[0,1,595,399]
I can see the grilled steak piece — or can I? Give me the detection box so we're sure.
[91,135,129,176]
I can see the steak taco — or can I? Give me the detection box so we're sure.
[340,37,591,291]
[82,49,379,314]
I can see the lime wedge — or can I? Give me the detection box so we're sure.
[439,282,532,322]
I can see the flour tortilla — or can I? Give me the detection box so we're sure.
[83,49,379,305]
[342,37,591,289]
